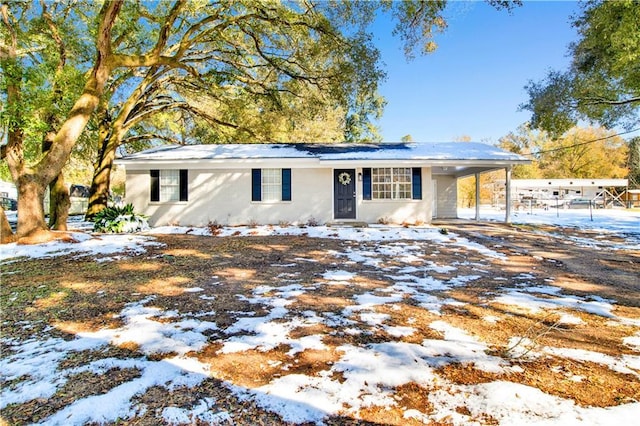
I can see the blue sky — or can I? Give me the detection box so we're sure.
[373,1,581,143]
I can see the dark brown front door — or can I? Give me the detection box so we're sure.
[334,169,356,219]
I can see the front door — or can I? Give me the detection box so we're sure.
[334,169,356,219]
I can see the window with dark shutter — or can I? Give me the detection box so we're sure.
[412,168,422,200]
[150,170,160,202]
[282,168,291,201]
[179,169,188,201]
[362,168,372,200]
[252,168,291,202]
[151,169,188,202]
[251,169,262,201]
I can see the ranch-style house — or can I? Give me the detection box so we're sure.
[116,142,529,227]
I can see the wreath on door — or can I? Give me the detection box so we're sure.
[338,172,352,186]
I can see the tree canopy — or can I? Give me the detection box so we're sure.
[499,124,629,179]
[521,0,640,136]
[1,0,522,241]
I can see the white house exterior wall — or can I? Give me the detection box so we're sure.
[434,175,457,218]
[126,168,329,226]
[125,166,435,226]
[356,166,432,224]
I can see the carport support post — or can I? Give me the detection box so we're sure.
[505,166,512,223]
[475,172,480,221]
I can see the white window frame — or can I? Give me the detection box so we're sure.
[372,167,412,200]
[160,169,180,202]
[261,168,282,202]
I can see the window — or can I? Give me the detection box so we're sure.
[252,169,291,202]
[160,170,180,202]
[363,167,421,200]
[261,169,282,202]
[372,168,412,200]
[150,169,188,202]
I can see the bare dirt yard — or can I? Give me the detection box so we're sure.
[1,221,639,425]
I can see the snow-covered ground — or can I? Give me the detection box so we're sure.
[1,208,639,425]
[459,207,640,241]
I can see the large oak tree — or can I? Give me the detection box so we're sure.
[1,0,521,242]
[2,0,122,242]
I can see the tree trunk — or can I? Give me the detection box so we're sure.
[1,207,16,244]
[86,106,115,220]
[49,174,70,231]
[43,131,71,231]
[86,65,160,220]
[86,148,116,220]
[15,175,48,238]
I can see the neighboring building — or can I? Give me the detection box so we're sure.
[621,189,640,208]
[0,180,17,199]
[43,184,91,215]
[1,180,91,214]
[116,143,529,227]
[0,180,17,211]
[510,178,629,209]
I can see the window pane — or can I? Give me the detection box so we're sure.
[160,170,180,202]
[372,168,392,199]
[393,168,412,199]
[262,168,282,202]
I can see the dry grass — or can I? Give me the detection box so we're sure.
[1,223,639,425]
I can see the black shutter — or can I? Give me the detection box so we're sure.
[251,169,262,201]
[412,167,422,200]
[362,168,372,200]
[150,170,160,202]
[282,168,291,201]
[179,169,188,201]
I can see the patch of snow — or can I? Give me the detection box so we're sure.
[162,397,231,425]
[81,299,218,356]
[543,347,640,378]
[558,313,584,325]
[492,287,616,318]
[460,207,640,250]
[427,321,507,373]
[322,270,355,281]
[427,380,640,426]
[624,332,640,352]
[483,315,501,323]
[0,233,162,263]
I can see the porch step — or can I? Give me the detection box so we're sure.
[326,221,369,228]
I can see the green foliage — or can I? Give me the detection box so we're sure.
[0,1,96,181]
[96,0,522,151]
[92,203,149,234]
[521,0,640,136]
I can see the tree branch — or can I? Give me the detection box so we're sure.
[122,133,184,146]
[579,96,640,106]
